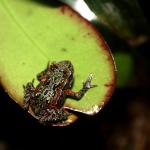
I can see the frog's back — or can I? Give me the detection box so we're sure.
[30,61,74,118]
[31,83,55,115]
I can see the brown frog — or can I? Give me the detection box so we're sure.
[23,60,96,125]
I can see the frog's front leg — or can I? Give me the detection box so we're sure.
[23,80,35,110]
[36,62,50,82]
[64,74,97,100]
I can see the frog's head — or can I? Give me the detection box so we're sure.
[58,60,73,72]
[57,61,74,89]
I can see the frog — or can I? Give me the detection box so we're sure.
[23,60,96,125]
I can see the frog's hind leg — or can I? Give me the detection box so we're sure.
[39,108,69,124]
[23,79,35,110]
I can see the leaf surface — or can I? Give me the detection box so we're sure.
[0,0,115,124]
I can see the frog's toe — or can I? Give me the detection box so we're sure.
[83,74,97,89]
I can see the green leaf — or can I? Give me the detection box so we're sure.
[0,0,115,125]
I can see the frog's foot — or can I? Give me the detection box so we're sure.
[39,109,69,124]
[23,103,29,110]
[83,74,97,90]
[23,79,35,91]
[64,74,97,100]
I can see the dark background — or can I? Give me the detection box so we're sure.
[0,0,150,149]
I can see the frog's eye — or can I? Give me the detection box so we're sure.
[35,92,40,97]
[62,69,68,75]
